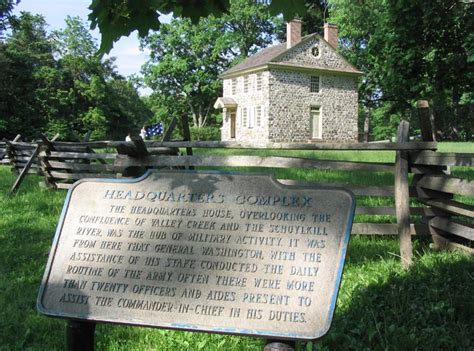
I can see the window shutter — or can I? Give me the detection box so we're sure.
[255,106,262,127]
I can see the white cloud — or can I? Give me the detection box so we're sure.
[13,0,148,78]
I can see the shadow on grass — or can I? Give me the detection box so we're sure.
[344,236,401,266]
[319,253,474,351]
[345,236,434,266]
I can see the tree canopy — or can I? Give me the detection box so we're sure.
[330,0,473,140]
[0,13,151,140]
[141,0,282,129]
[0,1,471,141]
[88,0,306,53]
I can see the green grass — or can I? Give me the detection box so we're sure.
[437,142,474,153]
[0,143,473,350]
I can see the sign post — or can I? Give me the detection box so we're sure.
[38,171,354,347]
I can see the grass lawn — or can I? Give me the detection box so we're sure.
[0,143,473,350]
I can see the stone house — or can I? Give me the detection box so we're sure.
[214,20,363,143]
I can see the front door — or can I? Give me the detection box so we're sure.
[230,111,236,139]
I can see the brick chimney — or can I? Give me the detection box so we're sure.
[324,23,338,48]
[286,19,302,49]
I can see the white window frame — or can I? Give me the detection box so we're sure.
[243,75,249,93]
[249,107,254,128]
[255,106,263,127]
[256,73,263,91]
[242,107,248,127]
[310,106,322,139]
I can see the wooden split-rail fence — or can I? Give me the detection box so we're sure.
[1,120,472,267]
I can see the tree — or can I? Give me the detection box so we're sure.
[275,0,330,42]
[50,16,152,140]
[301,1,330,35]
[141,17,226,128]
[141,0,282,128]
[0,13,152,140]
[0,12,56,139]
[0,0,18,40]
[218,0,283,59]
[330,0,473,140]
[88,0,306,53]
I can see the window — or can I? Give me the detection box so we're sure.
[311,44,320,58]
[310,76,320,93]
[231,78,237,95]
[243,75,249,93]
[255,106,262,127]
[256,73,263,91]
[242,107,248,127]
[310,106,322,139]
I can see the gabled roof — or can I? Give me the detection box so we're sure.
[220,34,362,79]
[213,97,237,109]
[222,41,288,77]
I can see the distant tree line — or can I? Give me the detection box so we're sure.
[330,0,473,140]
[90,0,473,141]
[0,6,151,141]
[0,0,471,141]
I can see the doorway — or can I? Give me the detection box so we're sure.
[230,110,236,139]
[310,106,322,139]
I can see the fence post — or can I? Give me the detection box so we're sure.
[38,133,57,189]
[161,116,178,142]
[363,108,370,143]
[395,120,413,268]
[264,340,296,351]
[10,144,41,193]
[66,320,95,351]
[2,138,13,167]
[415,100,454,250]
[181,113,193,156]
[116,135,149,177]
[416,100,436,141]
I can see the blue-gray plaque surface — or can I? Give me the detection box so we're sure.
[38,171,354,340]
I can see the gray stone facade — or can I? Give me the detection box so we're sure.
[221,71,270,142]
[268,70,358,142]
[277,36,356,73]
[218,35,361,143]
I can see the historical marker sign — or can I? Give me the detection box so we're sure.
[38,171,354,340]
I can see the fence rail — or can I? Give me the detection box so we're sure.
[2,124,472,264]
[410,146,474,254]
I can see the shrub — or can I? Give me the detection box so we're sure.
[190,126,220,141]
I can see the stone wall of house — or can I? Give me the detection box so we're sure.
[268,69,358,142]
[221,71,270,142]
[277,35,356,73]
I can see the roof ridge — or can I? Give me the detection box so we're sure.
[220,33,362,78]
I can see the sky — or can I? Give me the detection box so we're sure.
[13,0,160,80]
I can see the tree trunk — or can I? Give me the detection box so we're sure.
[187,102,198,127]
[198,105,204,128]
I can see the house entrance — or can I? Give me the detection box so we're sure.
[230,110,236,138]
